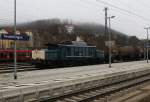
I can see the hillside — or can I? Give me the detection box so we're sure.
[7,18,143,50]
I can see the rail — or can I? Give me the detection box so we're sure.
[43,72,150,102]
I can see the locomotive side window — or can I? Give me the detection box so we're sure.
[87,47,90,56]
[74,47,78,56]
[85,47,88,56]
[79,47,83,56]
[66,47,71,56]
[89,48,91,56]
[77,47,80,56]
[71,47,75,56]
[83,47,85,56]
[62,47,66,56]
[92,47,95,56]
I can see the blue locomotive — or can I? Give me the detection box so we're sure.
[32,40,105,68]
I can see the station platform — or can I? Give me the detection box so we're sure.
[0,61,150,102]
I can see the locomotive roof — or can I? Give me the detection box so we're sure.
[46,41,95,47]
[60,41,88,46]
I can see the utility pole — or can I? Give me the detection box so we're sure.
[107,16,115,68]
[14,0,17,79]
[108,17,111,68]
[144,41,146,60]
[104,7,108,40]
[144,27,150,63]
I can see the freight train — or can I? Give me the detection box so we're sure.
[0,41,144,68]
[32,40,144,68]
[32,41,105,68]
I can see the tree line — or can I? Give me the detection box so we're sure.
[6,18,144,50]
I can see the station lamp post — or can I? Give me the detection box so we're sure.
[107,16,115,68]
[14,0,17,79]
[144,27,150,63]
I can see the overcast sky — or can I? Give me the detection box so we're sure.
[1,0,150,39]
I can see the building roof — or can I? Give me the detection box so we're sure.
[0,29,8,34]
[2,27,13,33]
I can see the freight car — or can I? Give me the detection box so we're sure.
[115,46,143,61]
[32,41,105,68]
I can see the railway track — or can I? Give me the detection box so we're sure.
[43,71,150,102]
[0,63,36,73]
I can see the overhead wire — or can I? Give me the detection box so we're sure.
[111,0,150,17]
[80,0,147,27]
[96,0,150,22]
[135,0,150,13]
[80,0,148,38]
[80,0,147,23]
[105,0,149,26]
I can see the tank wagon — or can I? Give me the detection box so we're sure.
[114,46,143,61]
[32,41,105,68]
